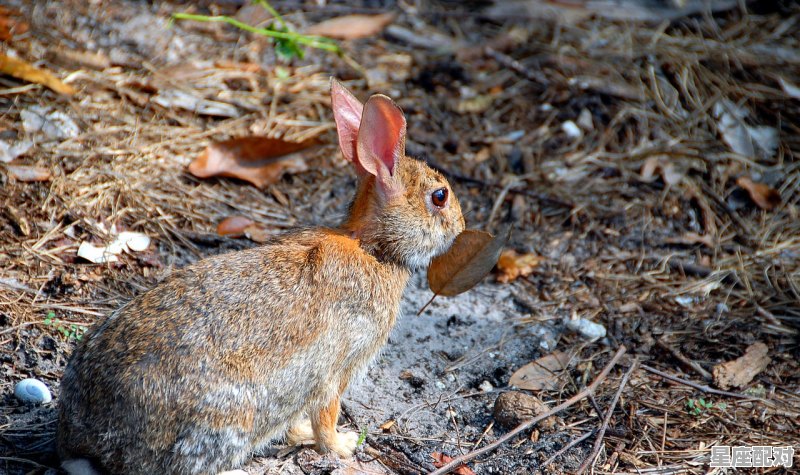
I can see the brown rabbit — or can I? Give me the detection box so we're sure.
[56,79,465,475]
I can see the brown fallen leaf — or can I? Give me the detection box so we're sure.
[712,342,771,390]
[736,176,781,210]
[0,53,75,95]
[0,6,29,41]
[216,216,255,238]
[188,136,315,188]
[379,419,396,431]
[305,13,395,40]
[428,226,510,297]
[5,164,51,182]
[431,452,476,475]
[509,350,573,391]
[496,249,543,283]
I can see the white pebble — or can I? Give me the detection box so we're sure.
[561,120,582,139]
[566,318,607,341]
[479,380,493,392]
[15,378,52,404]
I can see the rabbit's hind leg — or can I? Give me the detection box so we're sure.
[310,395,359,458]
[167,425,253,475]
[286,418,314,446]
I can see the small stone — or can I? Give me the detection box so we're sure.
[493,391,557,430]
[566,318,606,341]
[561,120,582,139]
[15,378,52,404]
[479,380,493,392]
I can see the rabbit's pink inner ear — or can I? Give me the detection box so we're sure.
[356,95,406,184]
[330,78,367,175]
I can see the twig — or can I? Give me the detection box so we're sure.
[641,364,761,400]
[484,47,549,86]
[485,179,517,232]
[655,338,712,380]
[429,346,627,475]
[575,360,638,474]
[541,430,596,469]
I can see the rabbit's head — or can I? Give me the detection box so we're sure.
[331,79,465,269]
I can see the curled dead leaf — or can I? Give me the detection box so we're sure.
[5,164,51,182]
[306,13,395,40]
[379,419,396,431]
[189,136,315,188]
[0,53,75,95]
[217,216,255,237]
[431,452,476,475]
[736,176,781,211]
[509,351,573,391]
[496,249,543,283]
[428,226,510,297]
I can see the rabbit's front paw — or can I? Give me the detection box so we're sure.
[327,431,360,458]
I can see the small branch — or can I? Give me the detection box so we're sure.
[641,364,759,400]
[655,337,712,381]
[575,361,638,474]
[542,430,595,469]
[429,346,627,475]
[484,47,549,86]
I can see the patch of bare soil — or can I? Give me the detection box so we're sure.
[2,1,799,474]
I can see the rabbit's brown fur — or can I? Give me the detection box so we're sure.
[57,80,464,475]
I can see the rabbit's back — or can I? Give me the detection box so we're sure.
[57,228,410,474]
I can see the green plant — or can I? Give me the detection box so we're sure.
[44,311,86,341]
[686,397,725,416]
[172,0,339,61]
[357,426,368,446]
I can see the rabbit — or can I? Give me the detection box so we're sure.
[56,78,465,475]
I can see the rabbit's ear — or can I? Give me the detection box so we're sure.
[330,78,367,176]
[357,95,406,200]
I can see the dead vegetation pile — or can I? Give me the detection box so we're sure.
[1,0,798,474]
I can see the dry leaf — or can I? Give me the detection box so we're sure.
[189,137,314,188]
[0,53,75,95]
[713,99,777,159]
[306,13,395,40]
[736,177,781,211]
[6,164,51,182]
[431,452,476,475]
[0,7,29,41]
[217,216,254,237]
[496,249,543,283]
[509,351,573,391]
[379,419,396,431]
[428,227,510,297]
[712,342,770,390]
[640,156,682,186]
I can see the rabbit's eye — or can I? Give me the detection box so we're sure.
[431,188,448,208]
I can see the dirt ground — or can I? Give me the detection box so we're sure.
[1,1,799,474]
